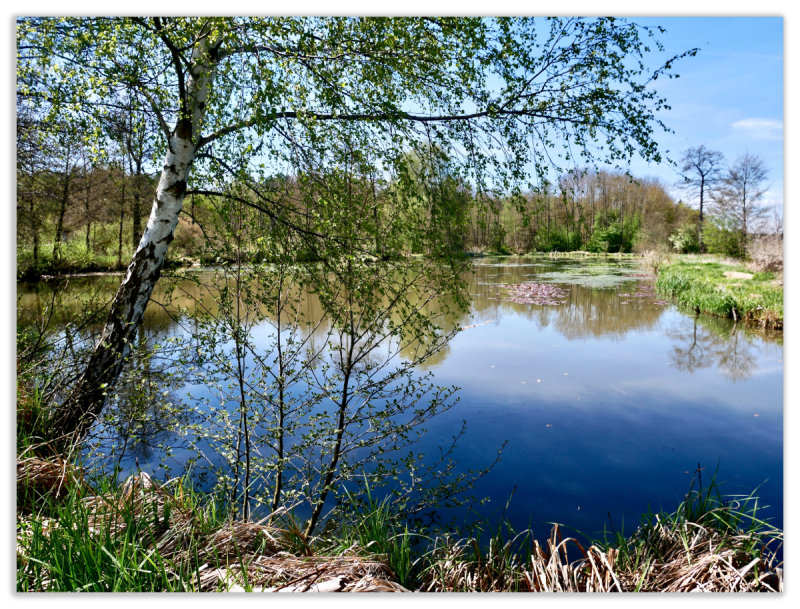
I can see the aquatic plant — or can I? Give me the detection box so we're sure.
[503,283,569,305]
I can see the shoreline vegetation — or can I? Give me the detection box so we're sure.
[17,448,784,593]
[651,254,783,331]
[17,248,643,281]
[19,249,784,333]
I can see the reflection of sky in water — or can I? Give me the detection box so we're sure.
[414,259,782,540]
[19,257,783,543]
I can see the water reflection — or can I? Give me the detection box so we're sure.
[465,260,665,341]
[16,257,783,539]
[17,258,782,381]
[666,315,778,381]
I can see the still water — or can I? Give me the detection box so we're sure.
[18,256,783,541]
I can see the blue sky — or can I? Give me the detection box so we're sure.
[623,17,784,211]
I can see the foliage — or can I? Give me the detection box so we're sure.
[16,16,697,275]
[668,221,700,253]
[703,221,745,259]
[18,17,693,192]
[586,212,640,253]
[655,257,783,328]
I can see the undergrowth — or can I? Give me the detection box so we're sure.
[17,452,783,592]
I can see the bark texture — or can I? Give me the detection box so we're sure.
[52,38,216,442]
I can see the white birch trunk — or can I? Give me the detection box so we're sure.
[54,38,217,441]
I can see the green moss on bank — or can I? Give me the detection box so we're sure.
[655,258,783,329]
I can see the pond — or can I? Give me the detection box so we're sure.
[18,256,783,543]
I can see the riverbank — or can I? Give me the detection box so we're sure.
[654,255,783,330]
[17,450,783,593]
[18,249,645,281]
[16,255,207,282]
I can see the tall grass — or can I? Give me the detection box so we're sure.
[323,485,419,589]
[655,258,783,329]
[17,456,783,593]
[597,467,782,592]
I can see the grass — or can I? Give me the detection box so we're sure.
[17,235,204,280]
[16,447,408,592]
[322,484,419,589]
[655,256,783,329]
[596,467,783,592]
[17,449,783,593]
[17,240,135,280]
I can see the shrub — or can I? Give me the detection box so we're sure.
[668,223,699,253]
[747,235,783,272]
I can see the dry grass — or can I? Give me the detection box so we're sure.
[420,520,782,593]
[17,462,405,592]
[18,457,783,593]
[620,517,782,593]
[747,236,783,273]
[17,456,86,509]
[202,554,409,592]
[420,525,624,592]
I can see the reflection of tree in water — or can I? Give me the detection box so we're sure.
[550,284,664,340]
[666,315,769,381]
[668,317,711,374]
[19,260,782,377]
[466,264,665,340]
[717,329,758,381]
[93,326,188,471]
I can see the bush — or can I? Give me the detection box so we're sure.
[747,235,783,272]
[668,223,699,253]
[533,228,582,252]
[704,223,744,258]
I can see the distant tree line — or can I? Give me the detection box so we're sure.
[18,114,697,270]
[17,102,156,274]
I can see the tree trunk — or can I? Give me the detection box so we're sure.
[52,159,71,261]
[132,162,143,249]
[84,163,92,252]
[698,175,706,254]
[28,189,40,265]
[51,38,217,442]
[118,164,126,268]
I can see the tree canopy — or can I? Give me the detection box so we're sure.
[16,16,696,440]
[18,17,692,193]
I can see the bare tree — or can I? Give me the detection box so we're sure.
[714,152,769,254]
[678,145,725,253]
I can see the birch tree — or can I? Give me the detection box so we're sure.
[17,17,695,441]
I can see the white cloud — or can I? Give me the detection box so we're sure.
[731,118,783,140]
